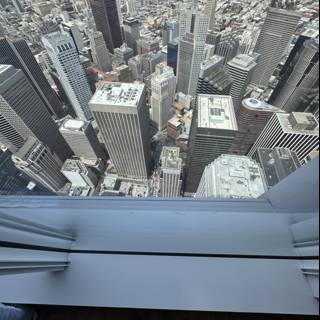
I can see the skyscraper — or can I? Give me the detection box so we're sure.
[177,7,209,96]
[42,32,93,121]
[270,39,319,113]
[185,95,238,194]
[229,98,283,155]
[89,30,112,72]
[59,117,106,161]
[151,63,176,130]
[195,155,266,199]
[163,19,179,46]
[123,17,140,55]
[226,54,257,113]
[248,112,319,163]
[89,82,151,182]
[90,0,123,53]
[160,147,182,197]
[205,0,217,32]
[12,137,67,193]
[0,65,72,162]
[0,37,65,118]
[215,34,239,65]
[250,7,301,88]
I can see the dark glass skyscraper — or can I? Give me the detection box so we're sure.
[90,0,123,54]
[167,40,178,75]
[0,37,65,118]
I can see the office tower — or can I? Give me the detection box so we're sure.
[42,32,93,121]
[253,147,301,189]
[229,98,283,155]
[137,38,160,55]
[215,34,239,65]
[195,155,266,199]
[177,9,209,96]
[61,158,98,187]
[226,54,257,113]
[205,0,217,31]
[126,0,136,15]
[197,55,233,96]
[238,27,261,54]
[114,45,134,65]
[142,51,164,76]
[12,137,67,193]
[248,112,319,163]
[167,40,179,75]
[204,44,215,60]
[123,17,140,55]
[0,37,65,118]
[160,147,182,197]
[90,0,123,53]
[270,39,319,113]
[90,83,151,182]
[115,64,133,82]
[0,65,72,161]
[185,95,238,194]
[251,7,301,88]
[89,30,112,72]
[151,64,176,130]
[61,22,84,52]
[59,117,106,161]
[128,55,144,81]
[163,19,179,46]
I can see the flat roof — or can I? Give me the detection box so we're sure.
[62,119,86,131]
[90,82,145,107]
[197,95,238,131]
[278,113,319,136]
[242,98,283,113]
[227,54,257,71]
[161,147,182,171]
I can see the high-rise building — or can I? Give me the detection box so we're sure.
[151,64,176,130]
[0,65,72,162]
[89,30,112,72]
[137,37,160,55]
[125,0,136,16]
[185,95,238,194]
[90,0,123,53]
[123,17,140,55]
[195,154,266,199]
[61,158,98,188]
[163,19,179,46]
[0,37,65,118]
[160,147,182,197]
[89,82,151,182]
[229,98,283,155]
[253,147,301,189]
[205,0,217,32]
[128,55,144,81]
[142,51,164,77]
[270,39,319,113]
[42,32,93,121]
[59,117,106,161]
[226,54,257,113]
[167,40,179,75]
[251,7,301,88]
[114,44,134,65]
[115,64,133,83]
[197,55,233,96]
[248,112,319,163]
[61,22,84,52]
[215,34,239,65]
[177,8,209,96]
[12,137,67,193]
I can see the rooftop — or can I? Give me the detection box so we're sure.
[197,95,238,130]
[62,159,87,173]
[278,113,319,135]
[90,82,145,107]
[161,147,182,171]
[61,119,87,131]
[242,98,283,113]
[227,54,257,71]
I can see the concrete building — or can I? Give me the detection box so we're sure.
[251,7,301,88]
[114,45,134,65]
[248,112,319,163]
[137,38,160,55]
[42,32,93,121]
[271,39,319,113]
[115,64,133,83]
[226,54,257,113]
[205,0,217,31]
[253,147,301,189]
[90,83,151,182]
[142,51,164,77]
[229,98,283,155]
[12,137,67,193]
[195,155,266,199]
[160,147,182,198]
[89,30,112,72]
[128,55,144,81]
[151,64,176,130]
[215,34,239,65]
[123,17,140,55]
[0,65,72,162]
[61,158,98,188]
[167,40,179,75]
[0,37,65,118]
[61,22,84,52]
[59,117,105,161]
[90,0,123,53]
[185,95,238,194]
[177,7,209,96]
[197,55,233,96]
[163,19,179,46]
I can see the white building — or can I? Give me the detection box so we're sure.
[42,32,93,121]
[195,154,266,199]
[248,112,319,163]
[160,147,182,198]
[89,82,151,182]
[151,63,176,130]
